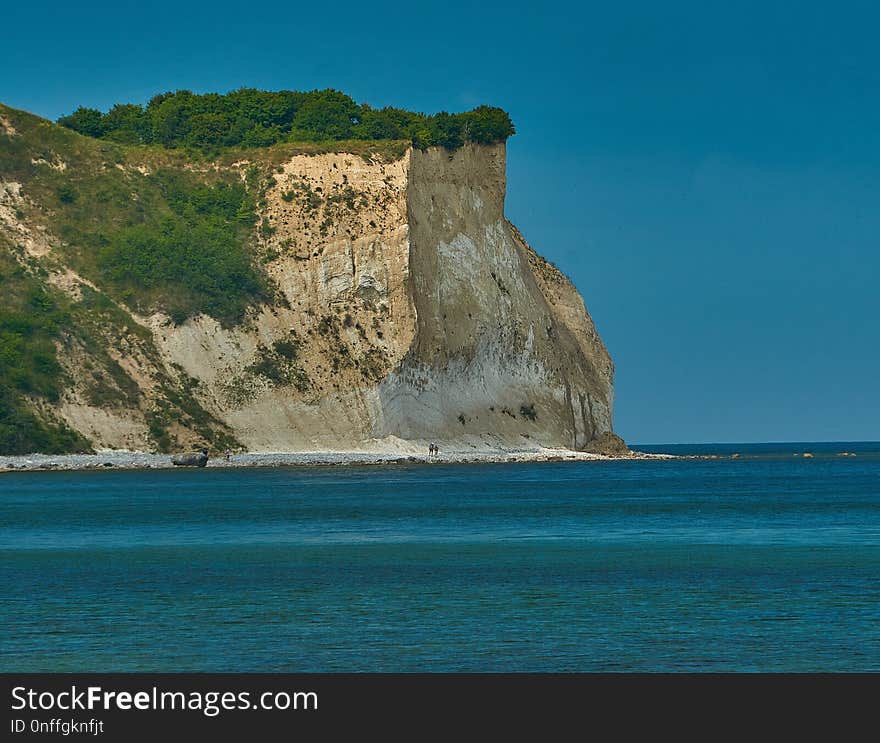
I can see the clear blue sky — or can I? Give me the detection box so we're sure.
[3,1,878,443]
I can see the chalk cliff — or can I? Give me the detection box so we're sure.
[0,103,614,453]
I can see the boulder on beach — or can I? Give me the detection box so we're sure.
[171,450,209,467]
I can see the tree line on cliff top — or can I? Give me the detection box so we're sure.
[58,89,515,153]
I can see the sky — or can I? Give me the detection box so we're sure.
[2,0,878,443]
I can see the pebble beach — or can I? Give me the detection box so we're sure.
[0,447,674,472]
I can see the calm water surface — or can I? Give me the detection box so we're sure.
[2,442,879,671]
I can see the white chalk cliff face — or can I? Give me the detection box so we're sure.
[376,144,613,450]
[149,142,613,452]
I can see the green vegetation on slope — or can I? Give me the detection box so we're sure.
[0,107,267,325]
[96,171,263,323]
[57,89,515,153]
[0,247,91,454]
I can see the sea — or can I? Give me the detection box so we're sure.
[1,442,878,672]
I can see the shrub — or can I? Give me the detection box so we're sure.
[95,171,264,325]
[57,184,77,203]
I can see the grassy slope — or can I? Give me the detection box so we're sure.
[1,105,263,325]
[0,239,92,453]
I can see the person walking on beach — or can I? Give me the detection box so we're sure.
[225,447,231,462]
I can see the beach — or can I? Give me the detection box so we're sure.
[0,446,673,472]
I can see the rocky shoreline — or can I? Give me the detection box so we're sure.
[0,447,676,472]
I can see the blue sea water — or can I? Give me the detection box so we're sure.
[1,442,879,672]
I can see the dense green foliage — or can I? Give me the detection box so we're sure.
[0,103,268,326]
[58,89,514,152]
[0,252,91,454]
[96,171,263,323]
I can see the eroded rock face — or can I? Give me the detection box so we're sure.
[149,151,418,451]
[156,142,613,451]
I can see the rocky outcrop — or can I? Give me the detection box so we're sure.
[582,432,630,456]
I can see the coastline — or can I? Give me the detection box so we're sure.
[0,447,675,472]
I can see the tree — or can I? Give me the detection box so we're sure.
[58,89,516,151]
[102,103,150,144]
[290,89,359,140]
[462,106,515,144]
[57,107,105,137]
